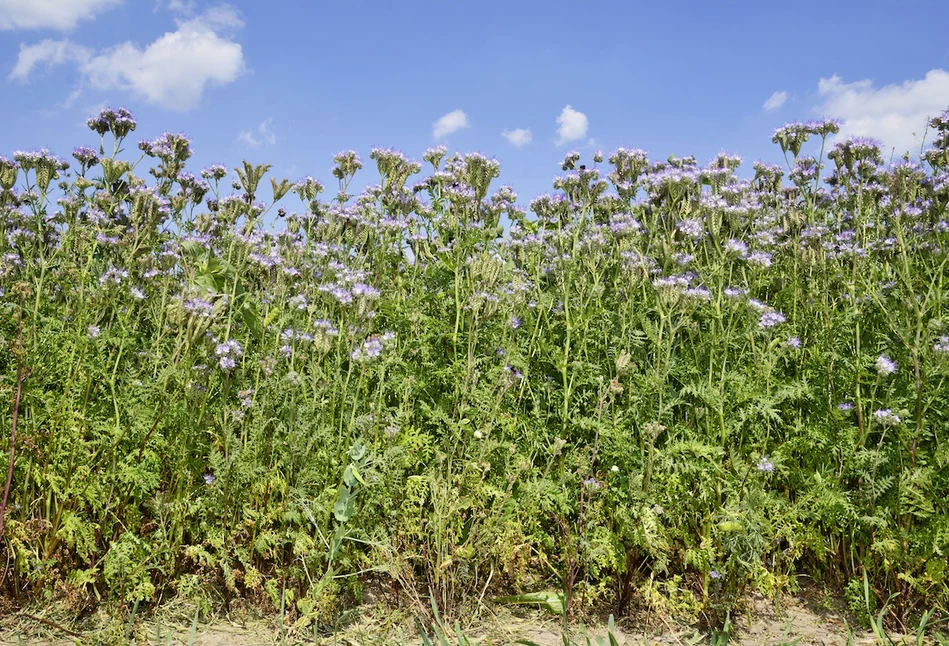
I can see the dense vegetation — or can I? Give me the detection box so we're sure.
[1,108,949,631]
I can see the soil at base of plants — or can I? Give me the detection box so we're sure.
[0,592,940,646]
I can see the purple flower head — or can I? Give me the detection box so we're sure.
[758,310,786,329]
[873,409,901,426]
[503,365,525,380]
[352,338,383,362]
[351,283,381,299]
[203,473,215,485]
[99,266,128,286]
[583,477,602,491]
[423,145,448,168]
[86,107,136,138]
[683,286,712,301]
[183,298,214,318]
[201,164,228,181]
[676,218,705,240]
[140,132,192,164]
[757,456,775,473]
[747,251,773,268]
[87,325,101,339]
[72,146,99,169]
[876,354,897,375]
[725,239,748,256]
[837,402,854,411]
[215,339,243,370]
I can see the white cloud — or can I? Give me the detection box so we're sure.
[763,90,788,112]
[9,39,91,80]
[816,70,949,156]
[9,6,245,111]
[433,109,469,139]
[239,117,276,147]
[166,0,196,12]
[556,105,588,145]
[502,128,532,147]
[0,0,122,31]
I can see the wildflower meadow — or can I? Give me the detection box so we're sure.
[2,106,949,637]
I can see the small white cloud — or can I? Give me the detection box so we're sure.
[9,39,91,81]
[502,128,532,147]
[816,69,949,155]
[239,117,276,148]
[0,0,122,31]
[9,6,245,111]
[763,90,788,112]
[556,105,588,145]
[166,0,195,12]
[433,109,469,139]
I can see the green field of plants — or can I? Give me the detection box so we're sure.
[2,107,949,638]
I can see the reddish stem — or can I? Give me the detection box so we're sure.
[0,320,25,539]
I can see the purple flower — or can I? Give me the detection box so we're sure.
[183,298,214,318]
[710,570,721,579]
[583,477,602,491]
[757,456,775,472]
[837,402,854,411]
[351,339,383,362]
[203,473,215,485]
[351,332,395,362]
[683,286,712,301]
[725,239,748,256]
[873,409,901,426]
[876,355,897,375]
[747,251,773,268]
[351,283,381,299]
[215,339,243,371]
[86,107,136,138]
[87,325,101,339]
[786,336,801,348]
[201,164,228,180]
[758,310,786,329]
[71,146,99,168]
[215,339,243,357]
[676,218,705,240]
[99,266,128,286]
[503,365,525,380]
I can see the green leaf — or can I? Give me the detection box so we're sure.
[493,590,565,615]
[343,464,366,488]
[333,485,355,523]
[240,299,263,339]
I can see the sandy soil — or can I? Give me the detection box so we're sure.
[0,594,941,645]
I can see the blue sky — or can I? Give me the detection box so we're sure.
[2,0,949,203]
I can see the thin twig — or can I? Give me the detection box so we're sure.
[18,612,84,639]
